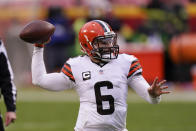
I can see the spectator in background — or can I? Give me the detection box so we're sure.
[126,0,188,45]
[45,6,75,73]
[0,40,17,131]
[143,0,189,81]
[145,0,188,46]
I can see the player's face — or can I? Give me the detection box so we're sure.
[91,34,119,62]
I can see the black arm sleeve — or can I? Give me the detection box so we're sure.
[0,43,16,112]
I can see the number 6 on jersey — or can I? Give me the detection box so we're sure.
[94,81,115,115]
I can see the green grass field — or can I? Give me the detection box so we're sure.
[1,87,196,131]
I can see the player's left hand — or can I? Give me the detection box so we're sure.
[148,77,170,98]
[5,112,16,127]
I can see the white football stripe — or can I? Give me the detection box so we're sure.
[97,20,110,32]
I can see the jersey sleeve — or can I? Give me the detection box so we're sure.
[32,47,74,91]
[127,57,142,79]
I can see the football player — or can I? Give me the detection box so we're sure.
[32,20,170,131]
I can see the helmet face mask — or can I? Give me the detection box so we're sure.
[91,34,119,61]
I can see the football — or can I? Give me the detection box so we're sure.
[19,20,55,44]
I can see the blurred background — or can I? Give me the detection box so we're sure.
[0,0,196,131]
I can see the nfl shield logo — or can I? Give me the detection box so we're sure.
[99,70,104,74]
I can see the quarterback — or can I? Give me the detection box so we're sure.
[32,20,170,131]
